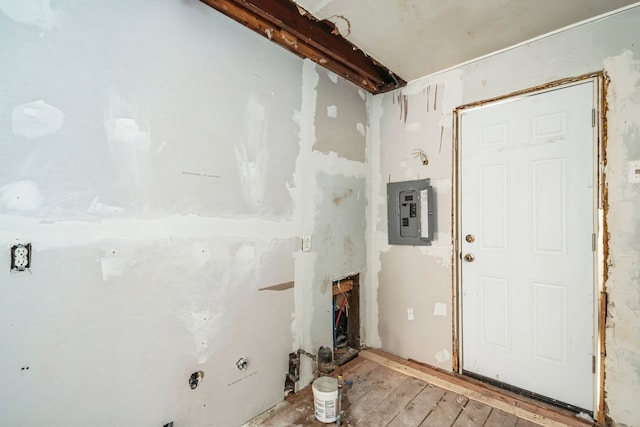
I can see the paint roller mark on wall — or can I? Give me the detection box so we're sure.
[0,180,43,211]
[236,99,269,211]
[12,100,64,139]
[0,0,60,31]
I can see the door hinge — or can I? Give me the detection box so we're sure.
[592,233,596,252]
[592,108,596,128]
[592,355,596,373]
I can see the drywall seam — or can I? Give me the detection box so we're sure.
[0,214,299,250]
[365,93,384,348]
[291,59,320,389]
[236,98,270,211]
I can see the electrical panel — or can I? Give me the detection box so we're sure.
[387,179,434,246]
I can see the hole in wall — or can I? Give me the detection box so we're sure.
[332,273,360,366]
[189,371,204,389]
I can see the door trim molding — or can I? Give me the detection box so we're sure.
[451,72,608,424]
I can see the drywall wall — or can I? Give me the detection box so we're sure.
[294,62,368,388]
[313,70,367,162]
[0,1,368,426]
[367,6,640,425]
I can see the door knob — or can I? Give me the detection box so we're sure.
[464,253,475,262]
[465,234,475,243]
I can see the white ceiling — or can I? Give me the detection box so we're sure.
[294,0,640,81]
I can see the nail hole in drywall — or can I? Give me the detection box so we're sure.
[20,366,30,371]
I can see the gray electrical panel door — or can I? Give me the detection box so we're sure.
[387,179,434,245]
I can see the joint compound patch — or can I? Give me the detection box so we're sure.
[236,98,269,211]
[0,0,60,31]
[181,309,221,364]
[12,100,64,139]
[435,349,451,363]
[356,122,365,137]
[0,180,43,211]
[327,105,337,118]
[405,122,421,132]
[433,303,447,317]
[104,118,150,150]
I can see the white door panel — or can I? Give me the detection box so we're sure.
[460,83,594,410]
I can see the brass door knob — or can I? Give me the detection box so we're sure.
[465,234,475,243]
[464,253,475,262]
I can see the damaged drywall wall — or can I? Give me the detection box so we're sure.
[367,75,460,367]
[313,69,367,162]
[291,61,369,389]
[367,6,640,425]
[601,50,640,427]
[0,0,366,425]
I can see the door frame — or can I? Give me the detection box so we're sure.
[451,72,608,423]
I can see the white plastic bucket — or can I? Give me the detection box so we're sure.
[312,376,338,423]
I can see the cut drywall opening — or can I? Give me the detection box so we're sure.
[332,273,360,365]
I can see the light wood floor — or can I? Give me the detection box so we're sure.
[246,350,593,427]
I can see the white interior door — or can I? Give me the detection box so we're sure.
[460,82,595,410]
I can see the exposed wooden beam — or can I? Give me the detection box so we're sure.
[200,0,406,94]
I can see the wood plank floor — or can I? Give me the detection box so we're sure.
[244,352,592,427]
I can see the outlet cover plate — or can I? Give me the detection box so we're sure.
[302,236,311,252]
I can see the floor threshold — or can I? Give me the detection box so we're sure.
[243,349,595,427]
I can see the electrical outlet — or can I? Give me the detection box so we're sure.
[11,243,31,272]
[629,161,640,183]
[302,236,312,252]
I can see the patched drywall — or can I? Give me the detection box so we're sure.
[309,173,366,349]
[367,75,460,359]
[601,50,640,427]
[313,70,367,162]
[367,6,640,426]
[291,62,369,389]
[0,1,368,426]
[378,247,452,367]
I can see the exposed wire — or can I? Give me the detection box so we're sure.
[412,148,429,165]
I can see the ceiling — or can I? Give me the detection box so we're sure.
[202,0,639,92]
[294,0,638,81]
